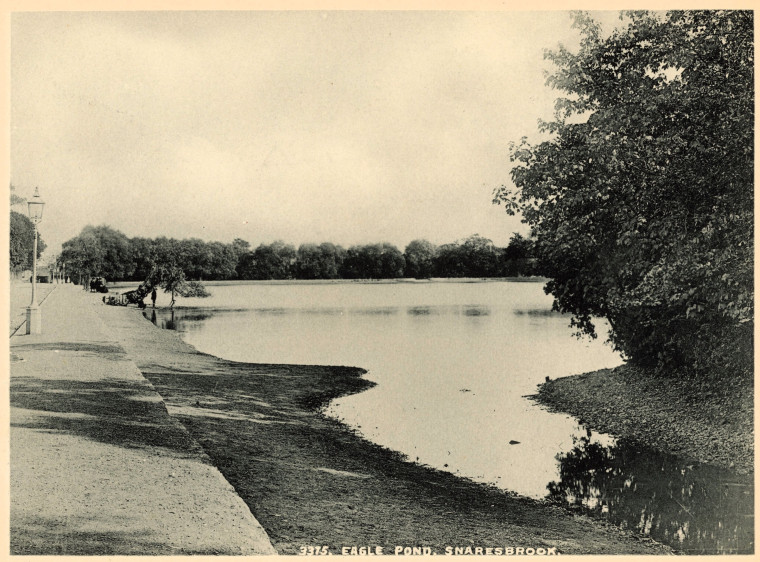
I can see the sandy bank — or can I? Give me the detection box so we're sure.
[94,302,671,555]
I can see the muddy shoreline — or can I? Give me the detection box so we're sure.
[96,304,670,555]
[534,365,753,474]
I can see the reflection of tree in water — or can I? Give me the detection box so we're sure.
[144,309,216,331]
[164,310,176,330]
[548,433,753,554]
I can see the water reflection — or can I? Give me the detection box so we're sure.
[256,307,288,315]
[514,308,565,316]
[301,307,345,316]
[463,305,490,316]
[145,309,215,330]
[145,287,752,555]
[407,306,434,316]
[354,306,399,316]
[548,433,754,554]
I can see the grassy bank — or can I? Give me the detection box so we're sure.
[96,304,669,555]
[535,365,753,474]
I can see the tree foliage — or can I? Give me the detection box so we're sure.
[59,227,536,284]
[9,185,46,274]
[404,239,438,279]
[295,243,346,279]
[503,233,534,261]
[148,265,185,308]
[236,240,297,280]
[10,184,26,207]
[494,11,753,378]
[340,243,406,279]
[433,235,502,278]
[144,265,209,307]
[10,211,46,273]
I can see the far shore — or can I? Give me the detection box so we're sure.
[107,276,548,289]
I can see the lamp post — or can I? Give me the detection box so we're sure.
[26,187,45,335]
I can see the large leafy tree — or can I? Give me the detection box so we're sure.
[295,243,327,280]
[340,243,405,279]
[10,211,46,273]
[294,243,346,279]
[60,225,133,283]
[494,11,753,378]
[91,225,134,280]
[237,241,296,280]
[207,241,238,280]
[128,236,156,281]
[503,233,534,261]
[60,227,104,287]
[404,239,438,279]
[9,185,46,274]
[432,235,500,278]
[500,233,536,277]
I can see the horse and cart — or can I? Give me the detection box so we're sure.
[102,280,156,309]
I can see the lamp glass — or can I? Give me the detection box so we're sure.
[28,193,45,223]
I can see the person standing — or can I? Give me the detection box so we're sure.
[151,287,157,308]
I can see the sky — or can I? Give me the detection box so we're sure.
[11,10,622,258]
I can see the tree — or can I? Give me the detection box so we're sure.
[10,184,26,207]
[230,238,251,277]
[500,233,536,276]
[493,11,753,379]
[10,211,46,274]
[294,243,346,279]
[432,235,500,277]
[9,185,45,275]
[207,241,238,280]
[178,238,213,280]
[503,233,534,261]
[60,227,104,287]
[238,241,296,280]
[433,243,467,277]
[404,239,437,279]
[128,237,156,281]
[235,251,257,280]
[89,225,134,280]
[340,243,404,279]
[316,242,346,279]
[294,243,324,279]
[59,225,132,283]
[376,243,406,279]
[460,234,499,277]
[147,265,185,308]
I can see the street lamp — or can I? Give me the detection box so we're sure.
[26,187,45,335]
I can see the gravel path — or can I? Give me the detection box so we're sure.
[10,285,275,555]
[9,281,56,335]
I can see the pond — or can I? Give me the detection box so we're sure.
[145,280,753,554]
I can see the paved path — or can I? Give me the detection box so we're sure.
[9,281,56,335]
[10,284,276,555]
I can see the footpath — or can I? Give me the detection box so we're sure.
[9,284,276,555]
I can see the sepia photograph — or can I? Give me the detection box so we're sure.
[7,4,754,556]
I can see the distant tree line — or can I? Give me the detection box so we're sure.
[58,226,537,285]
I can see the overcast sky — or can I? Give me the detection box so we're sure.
[11,10,621,256]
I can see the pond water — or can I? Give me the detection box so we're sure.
[145,280,753,554]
